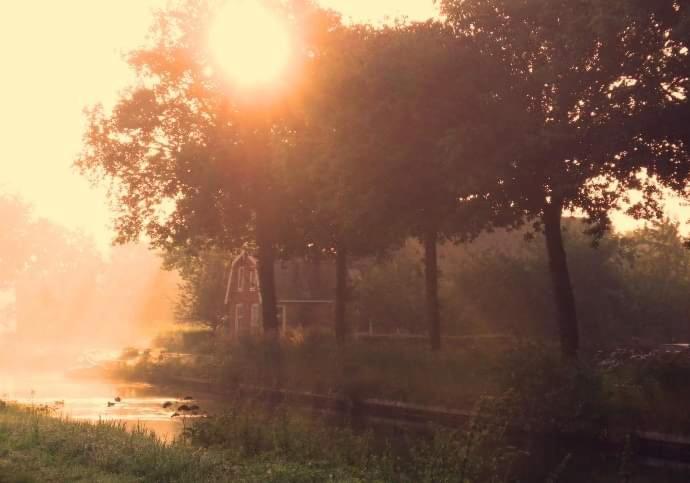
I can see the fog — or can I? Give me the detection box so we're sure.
[0,196,179,375]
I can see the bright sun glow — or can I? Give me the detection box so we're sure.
[209,1,292,87]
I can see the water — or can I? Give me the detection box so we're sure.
[0,370,190,441]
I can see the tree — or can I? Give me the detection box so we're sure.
[619,220,690,342]
[351,242,426,335]
[0,196,36,288]
[441,0,690,358]
[283,22,406,346]
[164,247,229,331]
[289,21,497,350]
[76,0,338,338]
[357,22,502,351]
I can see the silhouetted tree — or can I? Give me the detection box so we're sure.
[76,0,339,338]
[359,22,501,350]
[164,248,230,332]
[441,0,690,358]
[285,23,403,346]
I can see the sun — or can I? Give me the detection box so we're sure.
[208,1,293,88]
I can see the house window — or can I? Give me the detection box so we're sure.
[237,266,245,292]
[249,270,258,291]
[250,304,260,327]
[235,303,244,328]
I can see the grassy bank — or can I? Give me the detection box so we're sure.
[109,331,690,434]
[0,401,404,482]
[3,398,688,482]
[0,402,222,482]
[112,331,507,409]
[0,399,531,482]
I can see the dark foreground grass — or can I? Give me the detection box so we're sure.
[0,399,521,482]
[0,402,375,482]
[0,398,527,482]
[0,403,222,482]
[1,399,688,482]
[116,332,690,433]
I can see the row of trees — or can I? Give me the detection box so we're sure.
[77,0,689,358]
[354,219,690,346]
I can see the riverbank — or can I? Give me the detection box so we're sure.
[0,402,385,482]
[3,397,689,482]
[0,398,539,482]
[108,332,690,434]
[0,402,220,482]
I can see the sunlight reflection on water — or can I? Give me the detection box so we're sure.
[0,371,186,441]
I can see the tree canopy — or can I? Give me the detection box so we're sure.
[77,0,689,357]
[440,0,690,357]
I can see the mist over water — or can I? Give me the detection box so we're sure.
[0,200,185,438]
[0,369,186,441]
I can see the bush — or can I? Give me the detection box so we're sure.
[185,399,521,482]
[153,329,216,355]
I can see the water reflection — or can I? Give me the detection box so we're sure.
[0,370,185,441]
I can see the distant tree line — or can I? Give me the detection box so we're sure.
[77,0,689,359]
[0,195,176,347]
[353,218,690,348]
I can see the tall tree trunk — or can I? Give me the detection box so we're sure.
[424,228,441,351]
[247,111,279,338]
[256,203,279,336]
[543,201,579,359]
[246,110,282,387]
[335,243,348,346]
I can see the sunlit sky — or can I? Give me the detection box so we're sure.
[0,1,438,251]
[0,1,685,252]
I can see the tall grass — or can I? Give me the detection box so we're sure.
[0,400,521,482]
[214,331,507,408]
[0,403,225,482]
[111,331,690,434]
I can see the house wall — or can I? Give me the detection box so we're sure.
[226,257,261,336]
[225,253,336,337]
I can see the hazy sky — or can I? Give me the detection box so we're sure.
[0,1,438,251]
[0,1,684,252]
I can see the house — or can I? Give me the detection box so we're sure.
[223,251,337,335]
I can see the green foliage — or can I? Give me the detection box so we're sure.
[185,399,521,482]
[440,0,688,224]
[440,235,554,336]
[0,404,224,482]
[164,248,231,330]
[152,329,216,355]
[351,243,426,334]
[439,0,689,356]
[0,401,520,482]
[495,343,614,431]
[349,219,690,345]
[75,0,689,356]
[217,334,504,409]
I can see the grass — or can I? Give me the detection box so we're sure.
[1,397,688,482]
[111,331,690,434]
[114,331,507,409]
[0,402,225,482]
[0,398,516,482]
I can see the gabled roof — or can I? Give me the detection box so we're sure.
[224,251,335,304]
[224,251,258,304]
